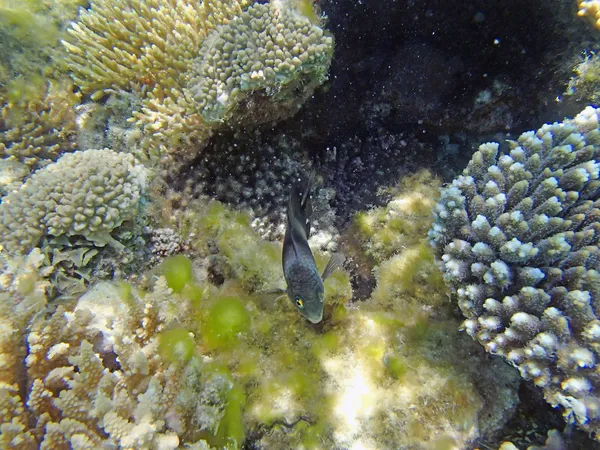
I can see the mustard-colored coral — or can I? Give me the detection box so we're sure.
[0,78,79,168]
[61,0,247,158]
[354,169,442,263]
[578,0,600,28]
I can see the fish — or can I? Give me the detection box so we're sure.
[273,172,345,323]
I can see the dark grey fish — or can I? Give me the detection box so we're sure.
[276,173,344,323]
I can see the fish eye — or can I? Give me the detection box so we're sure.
[295,297,304,308]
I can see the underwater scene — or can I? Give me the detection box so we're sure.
[4,0,600,448]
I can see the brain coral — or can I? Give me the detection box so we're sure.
[429,106,600,436]
[188,0,334,126]
[0,148,148,253]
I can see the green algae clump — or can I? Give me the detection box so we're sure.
[158,328,196,363]
[202,296,251,350]
[216,382,246,449]
[162,254,193,293]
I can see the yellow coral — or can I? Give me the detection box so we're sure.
[0,78,79,168]
[61,0,247,158]
[578,0,600,28]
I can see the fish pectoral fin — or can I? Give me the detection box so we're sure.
[262,288,287,301]
[321,252,346,281]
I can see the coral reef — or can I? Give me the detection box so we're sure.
[429,106,600,437]
[62,0,333,161]
[0,192,524,448]
[188,0,334,127]
[0,78,79,169]
[0,148,149,254]
[61,0,248,157]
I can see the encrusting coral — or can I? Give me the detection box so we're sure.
[429,106,600,437]
[0,148,149,254]
[188,0,334,127]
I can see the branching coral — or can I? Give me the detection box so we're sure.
[0,148,149,254]
[429,106,600,437]
[0,78,79,168]
[62,0,334,160]
[188,0,334,126]
[1,195,523,449]
[0,272,216,448]
[61,0,245,98]
[578,0,600,29]
[61,0,247,158]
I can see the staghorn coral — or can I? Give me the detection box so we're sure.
[0,249,54,449]
[0,148,149,254]
[429,106,600,437]
[0,78,79,169]
[61,0,248,158]
[0,271,215,448]
[188,0,334,127]
[61,0,246,99]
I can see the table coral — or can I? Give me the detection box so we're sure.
[429,106,600,437]
[0,148,149,254]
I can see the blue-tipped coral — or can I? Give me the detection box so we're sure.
[430,106,600,437]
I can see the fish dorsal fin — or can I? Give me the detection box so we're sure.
[300,171,315,235]
[321,253,345,281]
[300,171,315,210]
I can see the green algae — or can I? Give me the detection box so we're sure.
[162,254,193,293]
[201,295,251,350]
[158,328,196,363]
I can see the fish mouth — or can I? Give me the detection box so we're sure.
[307,314,323,324]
